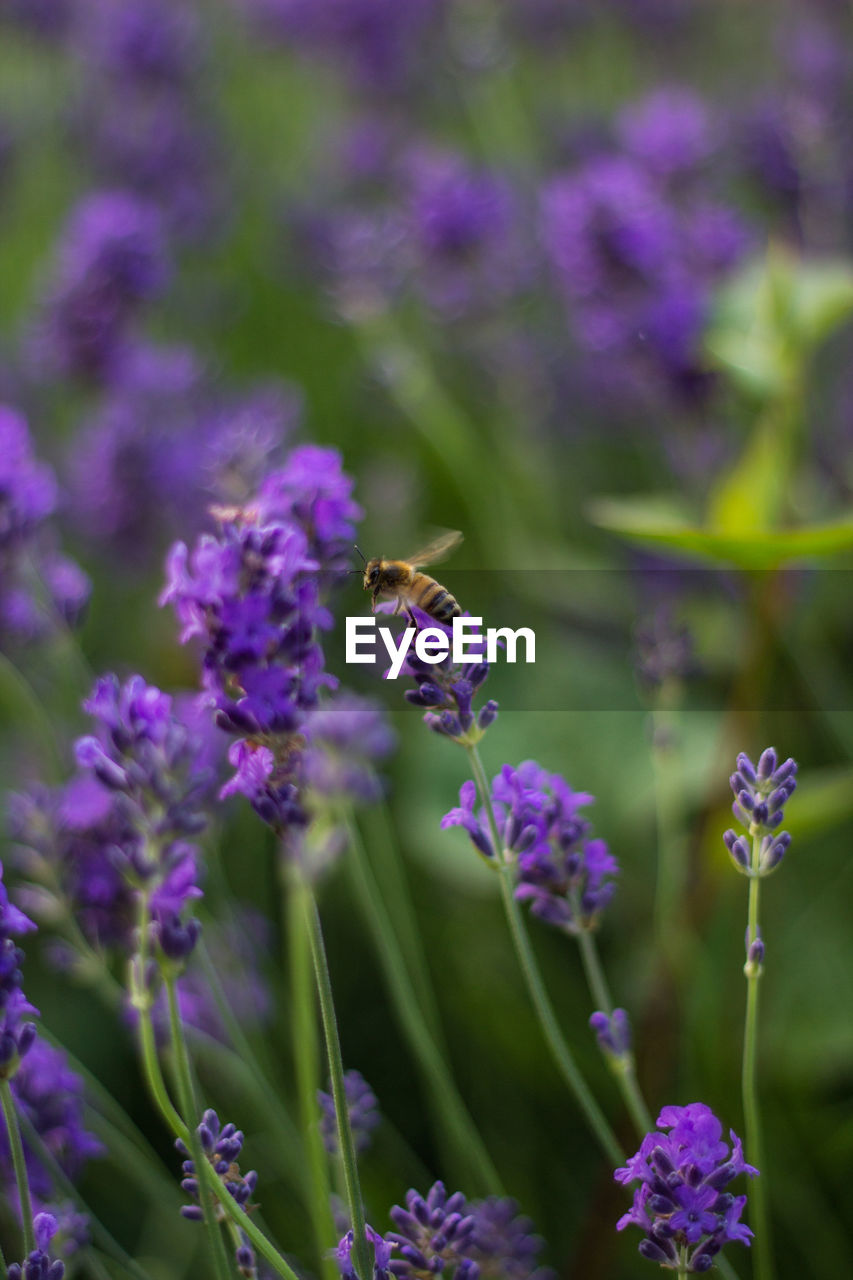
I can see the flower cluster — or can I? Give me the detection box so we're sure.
[541,88,749,406]
[10,1039,103,1205]
[442,763,617,934]
[29,191,169,383]
[0,864,37,1080]
[237,0,440,94]
[255,445,363,575]
[337,1184,554,1279]
[386,1181,479,1278]
[73,674,213,953]
[0,407,90,648]
[177,1110,258,1277]
[72,0,220,241]
[319,1069,380,1156]
[0,863,100,1236]
[6,1212,65,1280]
[723,748,797,878]
[395,609,497,744]
[615,1103,758,1272]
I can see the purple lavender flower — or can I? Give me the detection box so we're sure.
[238,0,441,93]
[589,1008,632,1060]
[442,762,615,933]
[255,445,363,575]
[469,1197,555,1279]
[0,861,38,1080]
[9,1040,103,1204]
[618,89,717,179]
[392,608,496,743]
[386,1181,478,1278]
[615,1103,758,1272]
[6,1212,65,1280]
[161,491,342,834]
[319,1069,380,1155]
[723,748,796,877]
[337,1225,393,1280]
[302,695,394,805]
[177,1109,258,1275]
[541,115,749,405]
[400,147,528,319]
[73,674,212,937]
[30,191,169,382]
[0,406,91,648]
[75,0,202,86]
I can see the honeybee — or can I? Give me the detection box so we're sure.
[357,531,464,627]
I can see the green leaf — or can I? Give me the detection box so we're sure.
[588,494,853,567]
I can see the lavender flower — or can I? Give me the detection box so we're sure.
[73,674,211,936]
[177,1110,258,1276]
[302,695,394,805]
[442,762,616,934]
[0,862,37,1080]
[400,147,528,319]
[238,0,441,94]
[386,1181,479,1278]
[469,1197,555,1279]
[723,748,797,877]
[336,1225,393,1280]
[0,407,90,647]
[589,1008,632,1061]
[9,1040,103,1204]
[30,191,169,382]
[395,609,496,744]
[6,1212,65,1280]
[255,445,363,575]
[541,113,749,406]
[75,0,202,86]
[319,1069,380,1155]
[615,1103,758,1272]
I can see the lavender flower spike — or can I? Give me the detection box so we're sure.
[724,748,797,878]
[319,1069,380,1155]
[336,1225,394,1280]
[6,1212,65,1280]
[615,1103,758,1273]
[386,1181,479,1278]
[177,1109,258,1276]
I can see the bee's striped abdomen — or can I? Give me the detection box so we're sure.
[412,574,461,623]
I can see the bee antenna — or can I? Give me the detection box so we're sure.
[353,544,367,565]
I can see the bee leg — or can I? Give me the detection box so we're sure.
[406,608,419,631]
[392,597,402,616]
[372,589,380,613]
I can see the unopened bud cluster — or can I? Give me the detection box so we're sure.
[723,748,796,879]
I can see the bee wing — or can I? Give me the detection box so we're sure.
[405,530,464,570]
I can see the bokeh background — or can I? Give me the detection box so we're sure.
[1,1,853,1276]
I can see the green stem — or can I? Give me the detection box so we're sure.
[135,989,303,1280]
[466,744,623,1167]
[0,1079,34,1254]
[194,937,309,1200]
[346,815,502,1195]
[301,875,372,1280]
[575,926,653,1138]
[286,870,339,1280]
[165,976,234,1280]
[743,834,772,1280]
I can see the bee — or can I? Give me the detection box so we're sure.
[356,531,464,627]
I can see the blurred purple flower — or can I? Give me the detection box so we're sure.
[29,191,169,382]
[0,406,90,649]
[319,1068,380,1155]
[470,1197,556,1279]
[256,445,363,575]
